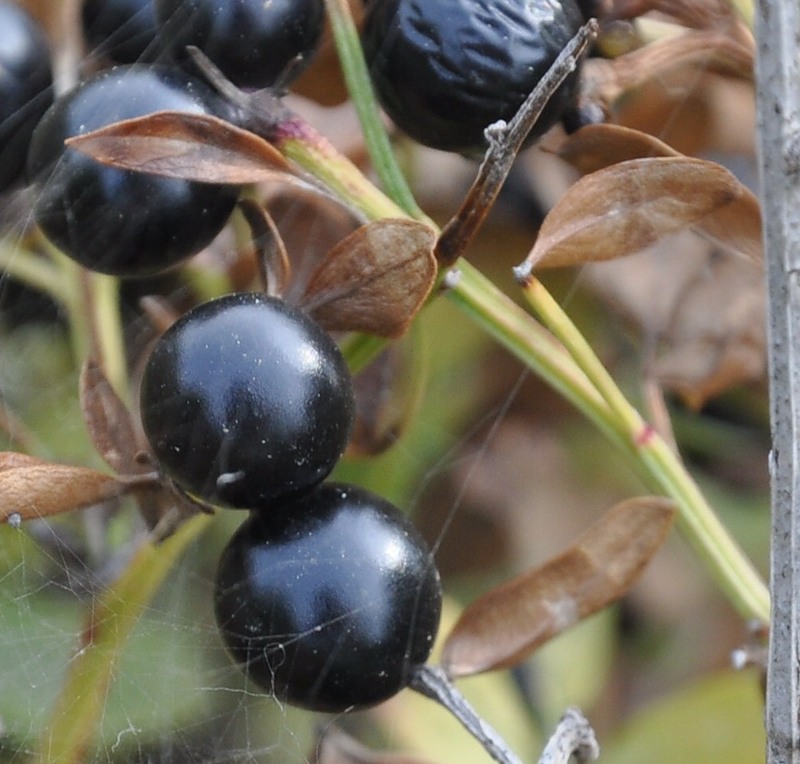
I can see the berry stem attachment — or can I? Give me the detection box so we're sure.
[436,20,597,267]
[409,665,525,764]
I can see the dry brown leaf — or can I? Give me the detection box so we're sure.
[314,727,434,764]
[556,126,763,260]
[300,219,437,338]
[617,29,753,82]
[80,359,142,474]
[558,124,681,174]
[0,452,127,523]
[441,496,676,678]
[695,184,762,261]
[517,157,757,275]
[261,185,364,304]
[66,110,294,184]
[584,27,753,113]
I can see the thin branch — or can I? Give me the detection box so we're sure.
[409,665,524,764]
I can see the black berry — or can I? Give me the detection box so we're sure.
[214,483,442,711]
[27,65,239,277]
[362,0,584,155]
[81,0,160,64]
[0,2,53,193]
[140,293,355,509]
[154,0,326,89]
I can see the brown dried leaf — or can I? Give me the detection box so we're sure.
[584,28,753,114]
[66,111,294,184]
[695,183,763,261]
[80,359,142,474]
[0,452,127,523]
[556,126,763,261]
[262,185,364,304]
[518,157,757,273]
[300,219,437,338]
[558,124,681,174]
[615,29,754,83]
[314,727,434,764]
[441,496,676,678]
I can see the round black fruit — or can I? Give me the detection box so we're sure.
[27,65,239,277]
[82,0,160,64]
[214,483,443,711]
[140,293,355,508]
[0,2,52,193]
[155,0,326,89]
[362,0,584,155]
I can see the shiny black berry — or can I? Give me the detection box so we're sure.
[214,483,443,711]
[362,0,583,155]
[155,0,326,89]
[140,293,355,509]
[27,65,239,277]
[0,2,53,193]
[81,0,160,64]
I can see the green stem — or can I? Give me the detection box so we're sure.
[86,271,128,400]
[323,0,430,222]
[520,278,769,622]
[0,240,71,305]
[284,125,769,619]
[280,134,407,222]
[447,264,622,448]
[50,249,92,365]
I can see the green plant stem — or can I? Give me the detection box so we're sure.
[280,133,407,222]
[447,264,622,449]
[38,514,213,764]
[323,0,430,222]
[0,240,71,305]
[85,271,128,400]
[520,277,769,622]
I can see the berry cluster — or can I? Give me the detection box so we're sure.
[2,0,444,713]
[19,0,326,278]
[5,0,587,719]
[139,293,442,711]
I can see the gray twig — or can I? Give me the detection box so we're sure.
[538,708,599,764]
[409,665,524,764]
